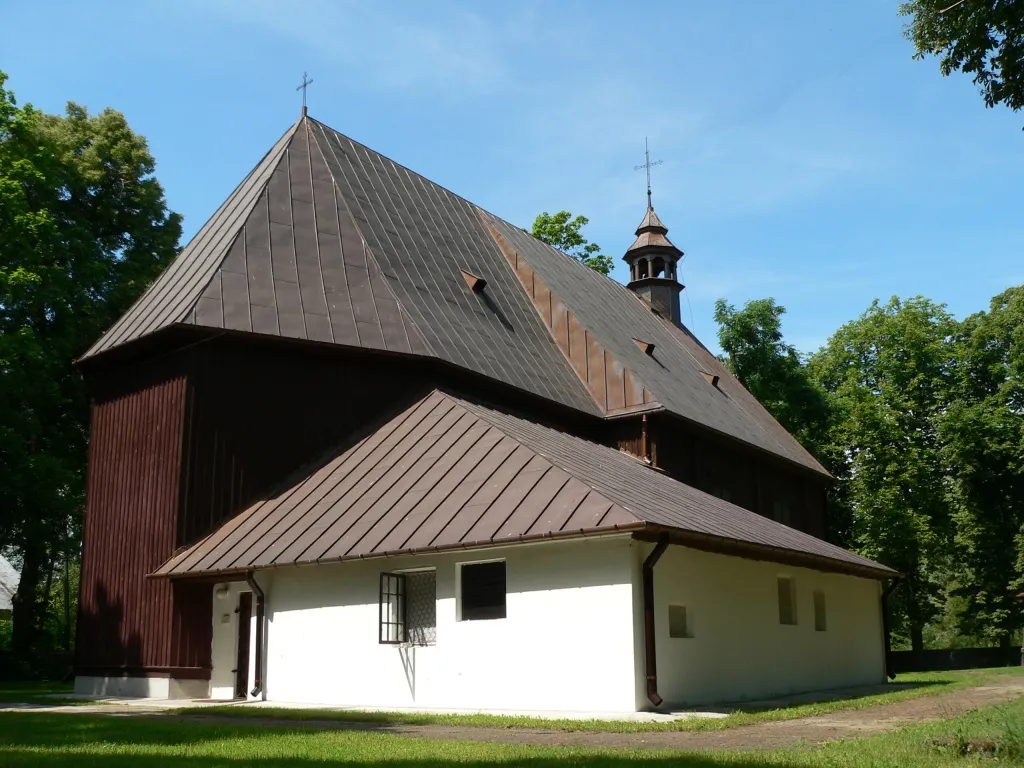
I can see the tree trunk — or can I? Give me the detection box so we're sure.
[63,557,71,652]
[910,623,925,654]
[11,540,46,656]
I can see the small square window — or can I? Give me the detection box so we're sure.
[814,590,826,632]
[777,577,797,626]
[668,605,691,638]
[460,561,506,621]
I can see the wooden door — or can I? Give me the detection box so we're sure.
[235,592,252,699]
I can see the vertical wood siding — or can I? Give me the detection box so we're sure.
[77,369,187,672]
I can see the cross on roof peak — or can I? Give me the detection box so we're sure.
[633,138,663,210]
[296,72,314,116]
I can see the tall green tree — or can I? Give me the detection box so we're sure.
[809,297,957,652]
[900,0,1024,124]
[0,71,181,657]
[713,298,831,454]
[531,211,614,275]
[938,285,1024,646]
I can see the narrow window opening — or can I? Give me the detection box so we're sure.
[379,573,406,644]
[652,258,665,278]
[459,561,506,621]
[814,590,826,632]
[638,259,649,279]
[668,604,691,638]
[777,577,797,626]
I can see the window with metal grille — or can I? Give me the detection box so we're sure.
[813,589,826,632]
[405,570,437,646]
[459,561,506,621]
[777,576,797,626]
[379,573,406,644]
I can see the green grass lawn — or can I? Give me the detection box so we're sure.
[0,681,78,707]
[187,667,1024,733]
[1,697,1024,766]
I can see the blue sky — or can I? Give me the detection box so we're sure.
[6,0,1023,354]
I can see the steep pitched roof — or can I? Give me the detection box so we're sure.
[83,113,827,475]
[154,391,892,579]
[480,214,827,475]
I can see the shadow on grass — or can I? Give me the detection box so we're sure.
[711,679,954,715]
[0,713,810,767]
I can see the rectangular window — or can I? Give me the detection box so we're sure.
[379,573,406,644]
[814,590,826,632]
[777,576,797,626]
[459,561,506,621]
[773,500,793,526]
[406,570,437,646]
[668,604,691,638]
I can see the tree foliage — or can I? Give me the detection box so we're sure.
[809,297,958,652]
[0,71,181,656]
[713,298,831,454]
[531,211,614,276]
[715,289,1024,652]
[900,0,1024,123]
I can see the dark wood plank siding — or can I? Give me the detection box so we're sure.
[635,413,830,539]
[177,339,435,546]
[77,365,187,673]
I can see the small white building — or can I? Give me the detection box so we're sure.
[152,391,894,712]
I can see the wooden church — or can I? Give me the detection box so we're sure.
[74,110,895,711]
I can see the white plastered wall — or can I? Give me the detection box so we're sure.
[635,543,886,707]
[209,580,260,701]
[218,536,637,712]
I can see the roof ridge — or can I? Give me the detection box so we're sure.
[306,124,435,358]
[81,117,304,360]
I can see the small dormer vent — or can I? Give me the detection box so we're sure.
[633,338,656,356]
[701,371,720,388]
[461,270,487,293]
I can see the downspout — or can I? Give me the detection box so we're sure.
[643,534,670,707]
[881,578,901,681]
[246,572,266,698]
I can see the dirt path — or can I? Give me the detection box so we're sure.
[8,680,1024,751]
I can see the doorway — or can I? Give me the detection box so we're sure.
[235,592,252,699]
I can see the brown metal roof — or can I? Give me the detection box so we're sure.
[84,112,827,475]
[154,391,894,580]
[479,213,829,476]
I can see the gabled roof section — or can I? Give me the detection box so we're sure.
[479,213,829,477]
[82,119,432,360]
[154,391,893,579]
[83,116,599,415]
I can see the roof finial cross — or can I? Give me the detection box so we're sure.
[296,72,314,116]
[633,138,663,210]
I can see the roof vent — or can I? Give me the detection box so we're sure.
[633,338,656,356]
[461,270,487,293]
[701,371,720,388]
